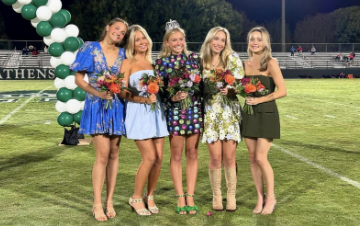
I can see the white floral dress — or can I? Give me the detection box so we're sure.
[201,53,244,143]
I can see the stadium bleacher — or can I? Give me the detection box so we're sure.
[1,50,359,69]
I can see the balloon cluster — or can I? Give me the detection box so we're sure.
[2,0,86,127]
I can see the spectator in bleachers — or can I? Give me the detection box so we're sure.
[297,45,302,55]
[349,52,354,66]
[32,47,39,57]
[22,46,29,56]
[290,46,295,57]
[334,53,341,60]
[44,45,48,53]
[310,45,316,55]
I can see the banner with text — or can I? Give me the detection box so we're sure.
[0,68,55,80]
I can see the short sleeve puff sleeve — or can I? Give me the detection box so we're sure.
[70,41,95,73]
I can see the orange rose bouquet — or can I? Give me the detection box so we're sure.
[203,68,236,105]
[138,70,164,111]
[235,77,269,115]
[96,69,125,109]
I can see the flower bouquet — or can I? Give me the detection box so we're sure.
[203,68,236,105]
[235,77,269,115]
[96,69,125,109]
[167,66,201,110]
[138,70,164,111]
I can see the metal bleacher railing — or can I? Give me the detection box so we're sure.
[1,41,359,69]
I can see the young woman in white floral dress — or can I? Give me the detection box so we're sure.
[200,27,244,211]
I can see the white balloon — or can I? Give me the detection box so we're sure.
[18,0,32,4]
[54,77,66,89]
[61,51,76,66]
[51,28,67,43]
[66,99,81,114]
[64,75,77,90]
[80,101,85,110]
[55,100,67,112]
[50,56,62,68]
[84,74,89,83]
[64,24,79,37]
[36,6,52,21]
[46,0,62,13]
[30,17,41,28]
[12,2,24,13]
[43,36,55,46]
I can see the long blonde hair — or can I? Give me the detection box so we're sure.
[159,27,191,58]
[125,25,153,64]
[99,18,129,47]
[200,26,234,70]
[247,26,272,71]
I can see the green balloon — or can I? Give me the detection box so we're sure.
[49,42,65,57]
[57,112,74,126]
[77,37,84,47]
[73,110,83,124]
[2,0,17,6]
[70,70,76,75]
[56,87,73,102]
[21,4,37,20]
[55,64,70,79]
[59,9,71,24]
[36,21,53,37]
[73,87,86,101]
[32,0,48,7]
[50,12,67,28]
[64,36,80,52]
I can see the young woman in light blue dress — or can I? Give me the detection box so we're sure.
[119,25,169,216]
[70,18,128,221]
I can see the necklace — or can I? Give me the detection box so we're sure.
[212,58,221,68]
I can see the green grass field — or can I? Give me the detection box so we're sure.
[0,79,359,226]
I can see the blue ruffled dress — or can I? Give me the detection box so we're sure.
[125,70,169,140]
[70,41,126,135]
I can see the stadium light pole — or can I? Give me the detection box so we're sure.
[281,0,286,52]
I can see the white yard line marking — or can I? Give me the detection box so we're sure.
[44,120,51,124]
[324,115,336,118]
[285,115,297,120]
[0,85,53,125]
[272,143,360,189]
[293,96,360,109]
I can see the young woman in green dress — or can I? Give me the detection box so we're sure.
[242,26,287,215]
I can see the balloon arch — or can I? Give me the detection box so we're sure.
[2,0,87,127]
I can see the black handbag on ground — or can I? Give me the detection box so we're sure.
[61,125,80,145]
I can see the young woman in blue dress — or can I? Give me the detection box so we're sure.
[155,20,203,215]
[70,18,128,221]
[119,25,169,216]
[242,26,287,215]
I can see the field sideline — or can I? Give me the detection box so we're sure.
[0,79,359,226]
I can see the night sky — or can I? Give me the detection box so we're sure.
[0,0,359,40]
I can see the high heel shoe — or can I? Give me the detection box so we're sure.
[252,194,266,214]
[185,194,198,215]
[261,194,276,215]
[143,193,159,214]
[104,199,116,218]
[92,204,108,221]
[129,197,151,216]
[176,194,187,215]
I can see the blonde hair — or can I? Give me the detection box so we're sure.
[200,26,234,70]
[99,18,129,47]
[125,25,153,64]
[247,26,272,71]
[159,27,191,58]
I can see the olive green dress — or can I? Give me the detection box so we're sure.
[241,75,280,139]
